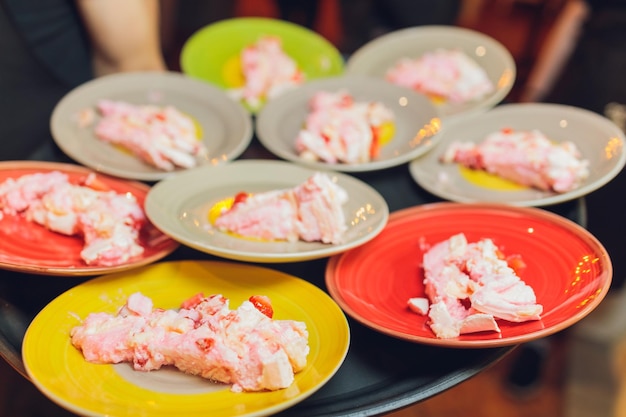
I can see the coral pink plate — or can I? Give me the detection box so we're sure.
[0,161,179,276]
[325,202,612,348]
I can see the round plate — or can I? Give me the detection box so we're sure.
[144,160,389,263]
[0,161,179,276]
[50,71,253,182]
[255,75,442,172]
[180,17,344,113]
[23,260,350,417]
[409,103,626,207]
[326,202,612,348]
[345,25,516,122]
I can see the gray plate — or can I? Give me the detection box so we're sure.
[346,25,516,123]
[50,71,253,181]
[255,75,442,172]
[145,160,389,263]
[409,103,626,207]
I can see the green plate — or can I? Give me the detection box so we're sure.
[180,17,344,112]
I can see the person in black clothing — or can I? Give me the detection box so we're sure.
[338,0,463,54]
[276,0,319,29]
[0,0,167,161]
[510,0,626,399]
[521,0,626,292]
[520,0,626,114]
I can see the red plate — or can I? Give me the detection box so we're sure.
[325,202,612,347]
[0,161,179,276]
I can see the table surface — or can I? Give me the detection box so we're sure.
[0,136,585,417]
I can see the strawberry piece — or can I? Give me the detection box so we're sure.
[249,295,274,318]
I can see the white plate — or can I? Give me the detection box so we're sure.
[145,160,389,262]
[255,75,442,172]
[409,103,626,207]
[51,71,253,181]
[346,25,516,122]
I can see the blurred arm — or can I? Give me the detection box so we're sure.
[76,0,167,76]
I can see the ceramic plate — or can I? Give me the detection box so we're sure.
[144,160,389,263]
[255,75,442,172]
[346,25,516,122]
[50,71,253,181]
[180,17,344,113]
[23,260,350,417]
[409,103,626,207]
[326,203,612,348]
[0,161,179,276]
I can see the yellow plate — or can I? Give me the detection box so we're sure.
[22,260,350,417]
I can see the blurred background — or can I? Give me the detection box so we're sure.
[159,0,566,102]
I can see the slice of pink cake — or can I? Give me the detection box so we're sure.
[70,292,310,392]
[408,233,542,339]
[94,99,208,171]
[214,172,348,244]
[0,171,145,266]
[294,90,394,164]
[228,36,305,111]
[386,48,494,104]
[441,128,590,193]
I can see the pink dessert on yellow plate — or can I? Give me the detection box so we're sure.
[386,48,494,104]
[408,233,542,339]
[214,172,348,244]
[229,36,305,111]
[89,99,208,171]
[441,127,590,193]
[295,90,395,164]
[0,171,145,266]
[70,291,310,392]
